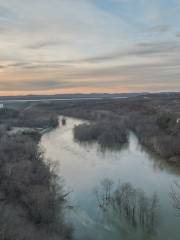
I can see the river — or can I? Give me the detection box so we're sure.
[40,117,180,240]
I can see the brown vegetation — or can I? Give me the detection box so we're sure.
[39,93,180,164]
[0,107,59,129]
[0,131,72,240]
[74,120,128,148]
[129,111,180,161]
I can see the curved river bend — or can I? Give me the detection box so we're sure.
[40,117,180,240]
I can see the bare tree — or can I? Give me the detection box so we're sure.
[93,178,113,209]
[94,179,160,235]
[170,182,180,216]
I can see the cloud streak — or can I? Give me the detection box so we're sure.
[0,0,180,95]
[148,24,171,33]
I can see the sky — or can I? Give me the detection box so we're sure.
[0,0,180,96]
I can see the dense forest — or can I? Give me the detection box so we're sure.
[0,109,72,240]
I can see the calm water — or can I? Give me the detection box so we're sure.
[40,117,180,240]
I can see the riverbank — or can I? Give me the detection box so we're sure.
[40,116,180,240]
[0,128,73,240]
[43,97,180,166]
[0,106,59,129]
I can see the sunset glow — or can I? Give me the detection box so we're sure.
[0,0,180,95]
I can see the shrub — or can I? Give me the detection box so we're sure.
[74,120,128,148]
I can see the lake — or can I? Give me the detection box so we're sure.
[40,117,180,240]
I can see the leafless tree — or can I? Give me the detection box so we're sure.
[170,182,180,216]
[94,179,159,235]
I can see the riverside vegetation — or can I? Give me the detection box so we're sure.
[0,108,72,240]
[1,92,180,239]
[74,120,128,149]
[38,93,180,165]
[94,178,159,235]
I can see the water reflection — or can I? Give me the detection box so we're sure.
[94,179,160,237]
[41,117,180,240]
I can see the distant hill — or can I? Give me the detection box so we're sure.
[0,93,148,102]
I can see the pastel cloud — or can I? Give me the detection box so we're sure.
[0,0,180,95]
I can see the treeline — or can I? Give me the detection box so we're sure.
[44,97,180,164]
[71,102,180,162]
[0,130,72,240]
[0,107,59,129]
[129,111,180,163]
[74,119,128,149]
[13,96,180,164]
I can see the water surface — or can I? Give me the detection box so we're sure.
[40,117,180,240]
